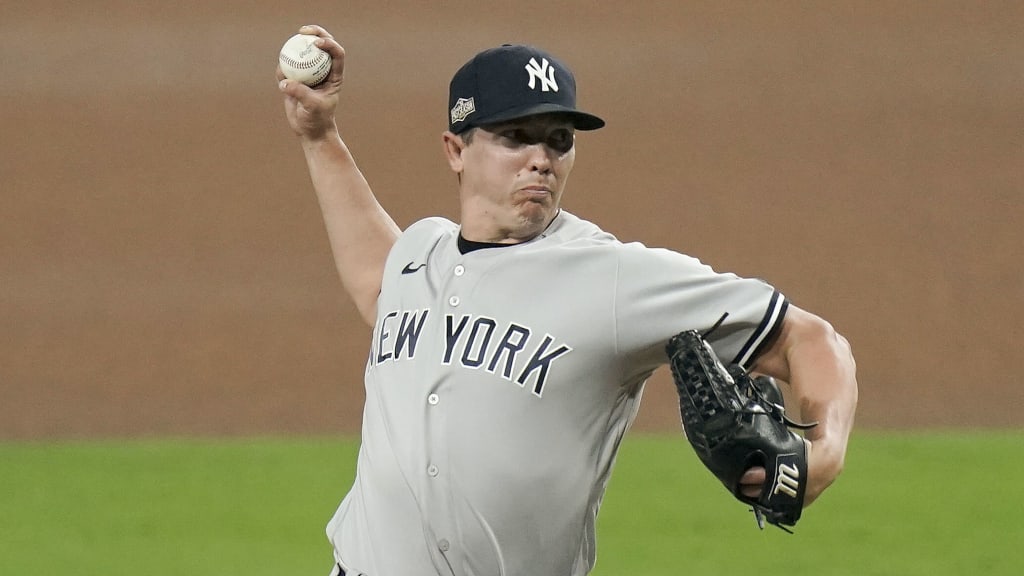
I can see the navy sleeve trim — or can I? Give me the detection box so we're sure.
[731,290,788,369]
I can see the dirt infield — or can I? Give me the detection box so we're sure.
[2,1,1021,439]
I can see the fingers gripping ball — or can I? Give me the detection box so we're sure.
[279,34,331,87]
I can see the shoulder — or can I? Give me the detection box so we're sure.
[616,241,713,273]
[385,217,457,269]
[402,216,459,239]
[547,212,695,257]
[543,210,618,244]
[538,211,714,273]
[392,217,458,252]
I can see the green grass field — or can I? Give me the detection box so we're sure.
[2,432,1021,575]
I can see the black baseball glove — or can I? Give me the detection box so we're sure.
[666,325,816,532]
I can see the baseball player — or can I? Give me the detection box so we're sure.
[277,25,858,576]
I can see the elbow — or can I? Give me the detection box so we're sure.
[811,315,858,378]
[356,303,378,328]
[831,327,859,400]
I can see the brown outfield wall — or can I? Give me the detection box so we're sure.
[2,1,1022,439]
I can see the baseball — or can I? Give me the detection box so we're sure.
[279,33,331,87]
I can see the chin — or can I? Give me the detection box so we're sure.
[511,211,554,239]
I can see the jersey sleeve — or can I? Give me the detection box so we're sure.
[612,243,788,370]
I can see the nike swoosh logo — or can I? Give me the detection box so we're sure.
[401,262,427,275]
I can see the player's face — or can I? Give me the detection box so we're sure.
[452,115,577,242]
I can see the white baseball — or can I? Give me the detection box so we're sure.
[279,34,332,87]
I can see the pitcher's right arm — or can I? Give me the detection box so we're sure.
[277,25,400,325]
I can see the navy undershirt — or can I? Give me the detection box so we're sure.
[457,235,516,254]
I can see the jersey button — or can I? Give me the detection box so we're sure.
[448,296,460,306]
[454,265,465,277]
[428,393,439,405]
[438,539,450,552]
[427,464,439,477]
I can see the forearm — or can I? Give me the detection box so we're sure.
[753,306,858,504]
[790,323,856,479]
[301,130,400,325]
[784,319,858,503]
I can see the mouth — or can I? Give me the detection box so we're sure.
[520,185,552,195]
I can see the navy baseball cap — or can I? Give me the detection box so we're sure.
[448,44,605,134]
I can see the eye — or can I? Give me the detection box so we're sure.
[497,129,528,147]
[547,129,574,153]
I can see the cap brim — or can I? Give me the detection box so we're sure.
[475,103,605,131]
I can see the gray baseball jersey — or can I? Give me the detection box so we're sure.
[326,210,787,576]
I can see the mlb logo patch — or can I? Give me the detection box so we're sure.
[450,97,476,124]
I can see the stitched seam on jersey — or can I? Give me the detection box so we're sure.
[611,249,622,362]
[584,372,639,575]
[731,290,787,367]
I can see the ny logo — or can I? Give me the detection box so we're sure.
[773,463,801,498]
[525,57,559,92]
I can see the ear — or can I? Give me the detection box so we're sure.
[442,131,467,174]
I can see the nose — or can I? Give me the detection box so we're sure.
[526,143,553,174]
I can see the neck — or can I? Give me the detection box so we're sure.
[458,209,559,244]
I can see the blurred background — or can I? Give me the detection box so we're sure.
[2,0,1022,440]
